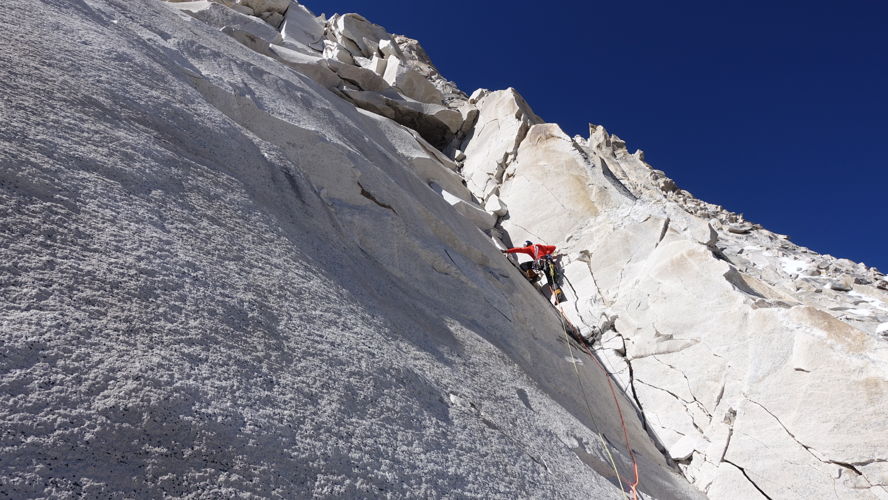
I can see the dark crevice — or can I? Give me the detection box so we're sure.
[337,75,365,90]
[280,167,305,203]
[656,217,671,246]
[719,408,736,463]
[443,248,458,266]
[621,346,682,467]
[623,352,647,432]
[594,154,638,200]
[713,380,725,410]
[636,379,692,405]
[829,460,863,476]
[357,183,396,213]
[723,460,774,500]
[828,460,888,492]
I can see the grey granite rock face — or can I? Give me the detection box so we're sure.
[0,1,701,498]
[3,1,886,498]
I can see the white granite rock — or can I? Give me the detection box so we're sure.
[382,55,445,105]
[379,38,401,58]
[459,89,542,202]
[484,195,508,217]
[280,1,324,49]
[433,184,498,230]
[332,13,391,58]
[357,110,467,199]
[173,2,283,44]
[328,61,391,93]
[361,54,387,75]
[684,217,718,247]
[268,45,341,88]
[341,89,461,148]
[460,103,479,127]
[468,88,488,104]
[727,223,753,234]
[5,6,711,498]
[669,434,706,461]
[499,123,631,244]
[391,35,465,103]
[424,104,464,135]
[706,464,769,499]
[829,276,854,291]
[322,40,355,65]
[236,0,289,15]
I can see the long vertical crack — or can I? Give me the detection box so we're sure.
[594,328,691,470]
[719,408,736,463]
[622,343,648,432]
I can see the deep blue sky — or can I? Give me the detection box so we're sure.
[316,1,887,271]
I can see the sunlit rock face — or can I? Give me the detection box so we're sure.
[2,1,886,498]
[458,79,888,500]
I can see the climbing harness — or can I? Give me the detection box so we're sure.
[500,243,642,498]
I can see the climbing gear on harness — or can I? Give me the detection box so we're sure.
[542,256,568,303]
[504,246,567,302]
[523,267,541,282]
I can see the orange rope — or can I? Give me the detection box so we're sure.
[559,315,628,500]
[550,286,641,500]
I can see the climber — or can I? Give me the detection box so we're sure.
[501,241,567,303]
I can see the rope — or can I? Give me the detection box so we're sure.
[556,302,628,500]
[550,285,641,500]
[501,242,642,498]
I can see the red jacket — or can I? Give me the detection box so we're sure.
[504,244,556,261]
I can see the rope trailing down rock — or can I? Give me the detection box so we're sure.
[551,285,641,500]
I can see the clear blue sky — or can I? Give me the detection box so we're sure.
[315,1,887,271]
